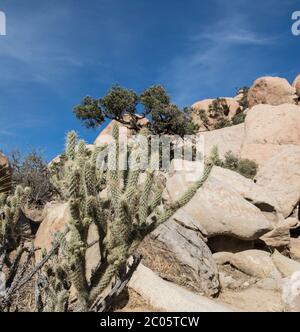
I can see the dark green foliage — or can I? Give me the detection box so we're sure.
[74,84,198,136]
[231,112,246,125]
[236,158,258,179]
[196,109,210,130]
[216,150,258,179]
[213,117,232,130]
[236,86,249,110]
[209,98,230,118]
[9,149,54,207]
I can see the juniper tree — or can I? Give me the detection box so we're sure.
[74,85,198,137]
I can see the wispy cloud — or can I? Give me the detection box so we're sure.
[0,130,15,137]
[0,4,86,87]
[159,12,279,106]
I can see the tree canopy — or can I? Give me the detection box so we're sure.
[74,85,198,136]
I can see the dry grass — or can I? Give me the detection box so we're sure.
[137,235,203,294]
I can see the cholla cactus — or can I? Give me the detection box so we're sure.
[0,185,31,248]
[46,124,215,311]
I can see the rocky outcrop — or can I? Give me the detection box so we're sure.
[293,74,300,97]
[94,116,149,146]
[0,152,9,167]
[247,77,297,108]
[140,209,219,297]
[241,104,300,166]
[210,166,278,214]
[34,202,69,252]
[129,264,234,312]
[201,123,244,159]
[192,98,241,131]
[181,177,272,241]
[164,163,273,241]
[290,238,300,261]
[254,147,300,218]
[260,217,299,249]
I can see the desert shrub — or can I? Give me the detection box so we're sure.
[216,150,258,179]
[9,149,54,207]
[236,158,258,179]
[213,117,232,130]
[231,111,246,125]
[236,86,249,110]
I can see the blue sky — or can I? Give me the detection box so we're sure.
[0,0,299,161]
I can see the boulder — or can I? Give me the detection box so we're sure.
[163,160,204,203]
[34,202,69,252]
[254,147,300,218]
[230,250,281,279]
[181,176,272,240]
[212,252,235,265]
[247,76,297,108]
[241,104,300,166]
[129,264,234,312]
[210,166,278,213]
[191,98,241,131]
[272,250,300,277]
[293,74,300,96]
[282,271,300,312]
[201,123,244,159]
[35,202,101,279]
[290,238,300,261]
[141,209,219,297]
[94,116,149,146]
[260,216,300,248]
[0,151,9,167]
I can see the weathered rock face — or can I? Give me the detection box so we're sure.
[181,177,272,241]
[241,104,300,166]
[201,123,245,159]
[34,202,69,252]
[129,264,234,312]
[163,159,204,203]
[34,202,101,278]
[290,238,300,261]
[140,209,219,297]
[293,74,300,97]
[254,147,300,218]
[210,166,278,214]
[282,271,300,312]
[272,250,300,277]
[163,164,273,241]
[230,250,281,279]
[247,77,297,108]
[0,152,9,167]
[191,98,241,131]
[94,116,149,146]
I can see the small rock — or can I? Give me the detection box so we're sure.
[290,238,300,261]
[129,264,234,312]
[282,271,300,312]
[272,250,300,277]
[230,250,281,279]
